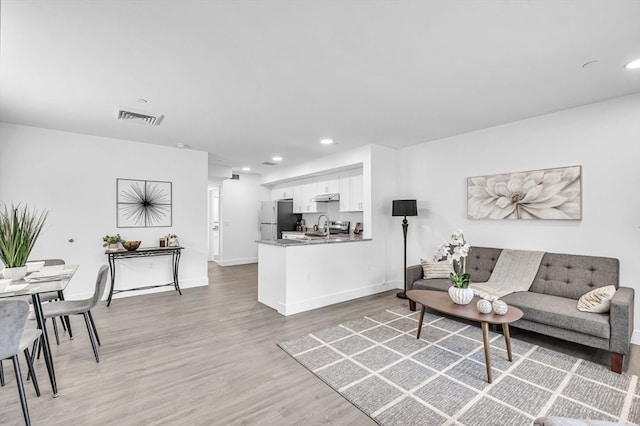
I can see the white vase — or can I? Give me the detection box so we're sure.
[448,286,474,305]
[2,265,28,281]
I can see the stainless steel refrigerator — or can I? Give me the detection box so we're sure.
[260,200,302,240]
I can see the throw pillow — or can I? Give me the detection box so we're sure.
[421,259,453,279]
[577,285,616,313]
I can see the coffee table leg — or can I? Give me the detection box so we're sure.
[503,323,513,362]
[481,321,492,384]
[416,305,425,339]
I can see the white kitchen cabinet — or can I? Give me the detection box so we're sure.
[271,186,293,200]
[301,182,319,213]
[339,174,351,212]
[339,171,363,212]
[350,173,363,211]
[315,177,339,195]
[292,185,303,213]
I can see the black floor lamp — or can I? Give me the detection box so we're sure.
[392,199,418,299]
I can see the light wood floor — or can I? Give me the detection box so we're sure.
[1,262,638,425]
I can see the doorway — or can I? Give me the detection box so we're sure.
[208,186,220,261]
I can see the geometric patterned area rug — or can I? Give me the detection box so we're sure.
[279,305,640,425]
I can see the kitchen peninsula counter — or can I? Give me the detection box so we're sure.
[256,235,370,247]
[256,236,389,316]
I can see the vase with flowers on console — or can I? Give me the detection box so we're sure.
[435,229,473,305]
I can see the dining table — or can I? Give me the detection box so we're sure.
[0,264,79,397]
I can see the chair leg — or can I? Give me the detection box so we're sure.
[27,339,39,382]
[23,349,40,397]
[88,311,101,346]
[12,355,31,426]
[83,312,100,362]
[0,359,4,386]
[52,317,60,345]
[64,315,73,339]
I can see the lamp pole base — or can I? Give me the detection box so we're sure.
[396,291,408,299]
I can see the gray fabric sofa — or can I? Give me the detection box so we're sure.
[406,247,635,373]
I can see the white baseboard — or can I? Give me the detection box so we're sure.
[215,257,258,267]
[631,330,640,345]
[278,281,391,316]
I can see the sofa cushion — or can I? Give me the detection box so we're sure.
[464,247,503,282]
[420,259,453,279]
[501,292,610,339]
[577,285,616,313]
[529,253,619,300]
[410,277,452,292]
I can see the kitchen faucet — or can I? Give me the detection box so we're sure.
[317,214,330,239]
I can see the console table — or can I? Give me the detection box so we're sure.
[105,246,183,306]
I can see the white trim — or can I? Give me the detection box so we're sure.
[216,257,258,267]
[275,281,390,316]
[631,329,640,345]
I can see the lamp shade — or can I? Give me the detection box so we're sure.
[392,199,417,217]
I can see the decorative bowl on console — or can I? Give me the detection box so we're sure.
[122,241,141,251]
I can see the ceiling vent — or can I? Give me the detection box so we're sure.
[261,161,278,166]
[114,105,164,126]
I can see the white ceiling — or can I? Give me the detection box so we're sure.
[1,0,639,175]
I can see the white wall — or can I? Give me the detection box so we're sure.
[218,174,270,266]
[0,123,209,299]
[397,94,640,340]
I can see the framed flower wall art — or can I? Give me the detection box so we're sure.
[116,179,172,227]
[467,165,582,220]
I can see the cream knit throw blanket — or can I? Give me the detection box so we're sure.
[470,249,545,301]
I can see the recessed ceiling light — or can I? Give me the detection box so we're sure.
[272,156,283,161]
[320,138,334,145]
[137,98,148,103]
[625,59,640,69]
[582,60,599,69]
[242,167,251,171]
[176,143,185,148]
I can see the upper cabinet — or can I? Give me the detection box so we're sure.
[339,171,363,212]
[292,185,303,213]
[269,168,362,213]
[300,182,319,213]
[315,177,340,195]
[271,186,294,200]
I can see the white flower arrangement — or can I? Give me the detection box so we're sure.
[434,229,471,288]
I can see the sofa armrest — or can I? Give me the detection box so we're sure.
[610,286,634,355]
[406,264,424,291]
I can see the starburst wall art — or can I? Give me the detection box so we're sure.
[116,179,172,227]
[467,165,582,220]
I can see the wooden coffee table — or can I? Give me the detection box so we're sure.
[406,289,523,383]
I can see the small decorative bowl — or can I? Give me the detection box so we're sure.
[122,241,141,251]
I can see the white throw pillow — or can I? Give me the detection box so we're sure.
[577,285,617,313]
[421,259,453,279]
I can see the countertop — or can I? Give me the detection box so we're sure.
[256,235,370,246]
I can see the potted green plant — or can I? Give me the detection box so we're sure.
[0,203,49,281]
[103,234,123,249]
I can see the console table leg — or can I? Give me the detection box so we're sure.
[173,250,182,295]
[106,255,116,307]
